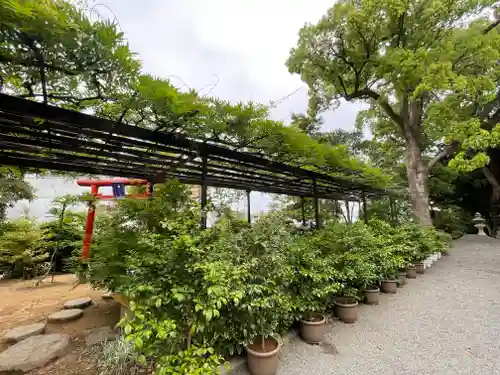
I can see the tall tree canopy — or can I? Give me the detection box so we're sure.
[287,0,499,225]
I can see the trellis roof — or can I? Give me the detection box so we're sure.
[0,93,392,200]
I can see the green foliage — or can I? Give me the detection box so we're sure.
[0,0,140,109]
[39,195,84,273]
[0,218,47,277]
[287,0,499,223]
[97,338,135,375]
[0,0,395,191]
[0,167,34,222]
[84,179,448,375]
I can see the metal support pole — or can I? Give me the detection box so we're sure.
[301,196,306,226]
[200,155,208,229]
[313,179,320,229]
[362,192,368,225]
[147,182,154,199]
[246,190,251,224]
[389,195,395,223]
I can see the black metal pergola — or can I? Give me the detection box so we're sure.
[0,93,394,227]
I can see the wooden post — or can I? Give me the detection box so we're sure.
[362,192,368,225]
[313,179,320,229]
[246,189,251,224]
[389,195,395,223]
[301,196,306,226]
[200,155,208,229]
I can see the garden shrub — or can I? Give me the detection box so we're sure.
[0,219,47,278]
[84,184,451,375]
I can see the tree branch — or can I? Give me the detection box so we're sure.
[483,19,500,35]
[345,88,405,129]
[428,140,461,170]
[483,165,500,190]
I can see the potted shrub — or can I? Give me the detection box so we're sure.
[361,263,380,305]
[288,237,341,344]
[380,278,398,293]
[405,264,417,279]
[398,270,407,287]
[413,260,426,274]
[379,252,405,294]
[334,295,359,323]
[236,214,293,375]
[364,286,380,305]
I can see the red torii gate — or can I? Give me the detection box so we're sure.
[77,178,151,259]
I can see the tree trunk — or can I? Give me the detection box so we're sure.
[405,132,432,226]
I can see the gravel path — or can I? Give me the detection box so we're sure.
[234,235,500,375]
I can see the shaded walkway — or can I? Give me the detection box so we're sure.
[235,235,500,375]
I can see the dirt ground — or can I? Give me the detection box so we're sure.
[0,274,122,375]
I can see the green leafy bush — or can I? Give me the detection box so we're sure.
[84,184,450,375]
[0,219,47,278]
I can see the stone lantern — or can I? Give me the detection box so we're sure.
[472,212,486,235]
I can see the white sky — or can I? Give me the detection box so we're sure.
[9,0,365,220]
[91,0,363,130]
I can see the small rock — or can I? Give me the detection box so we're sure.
[48,309,83,322]
[102,292,113,300]
[63,297,92,309]
[0,334,70,373]
[320,341,339,355]
[85,326,117,346]
[2,323,46,343]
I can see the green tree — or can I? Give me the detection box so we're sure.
[0,0,140,109]
[0,218,47,277]
[0,167,34,221]
[287,0,499,225]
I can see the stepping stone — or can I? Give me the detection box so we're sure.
[48,308,83,322]
[2,323,46,343]
[0,334,70,373]
[102,292,113,300]
[85,326,117,346]
[63,297,92,309]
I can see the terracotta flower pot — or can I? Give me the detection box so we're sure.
[405,266,417,279]
[300,314,326,344]
[398,272,407,287]
[381,279,397,294]
[414,262,425,274]
[364,288,380,305]
[334,297,358,323]
[245,336,281,375]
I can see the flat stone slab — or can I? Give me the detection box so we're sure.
[0,334,70,373]
[2,323,46,343]
[48,308,83,322]
[63,297,92,309]
[85,326,117,346]
[101,292,114,300]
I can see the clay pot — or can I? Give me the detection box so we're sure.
[405,266,417,279]
[414,262,425,274]
[364,288,380,305]
[300,314,326,344]
[381,280,397,294]
[334,297,358,323]
[245,336,281,375]
[398,272,407,287]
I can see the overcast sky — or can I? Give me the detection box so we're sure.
[10,0,365,220]
[91,0,363,131]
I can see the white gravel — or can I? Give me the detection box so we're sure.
[232,235,500,375]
